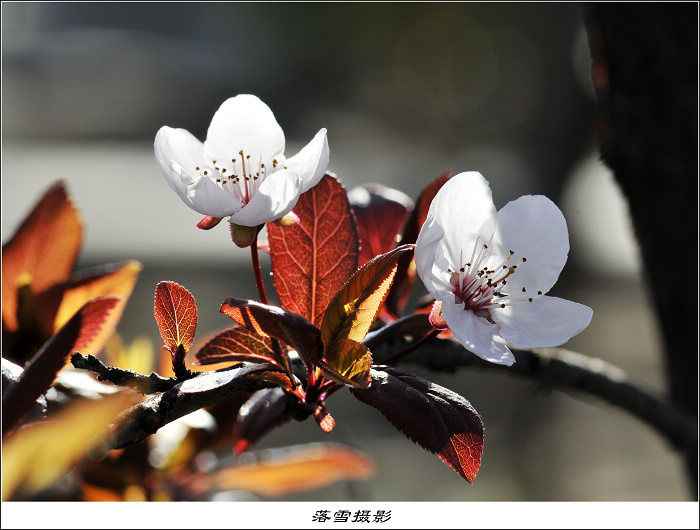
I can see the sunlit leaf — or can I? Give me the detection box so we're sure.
[351,366,484,483]
[1,391,138,500]
[154,281,198,354]
[318,245,413,388]
[220,298,322,371]
[348,184,413,267]
[195,325,276,366]
[50,260,141,354]
[267,173,359,327]
[315,340,373,389]
[2,181,83,331]
[2,296,122,436]
[385,171,452,318]
[201,443,375,497]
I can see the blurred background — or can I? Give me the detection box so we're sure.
[1,3,691,500]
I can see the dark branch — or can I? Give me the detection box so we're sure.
[371,336,698,453]
[72,321,696,459]
[106,363,287,449]
[70,353,180,394]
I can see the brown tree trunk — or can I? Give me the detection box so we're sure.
[584,3,698,492]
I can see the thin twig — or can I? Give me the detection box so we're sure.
[371,336,698,453]
[382,329,441,365]
[70,353,179,394]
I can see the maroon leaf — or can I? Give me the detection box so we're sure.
[233,387,296,454]
[220,298,322,372]
[2,296,122,435]
[350,366,484,483]
[154,281,198,354]
[267,173,359,327]
[195,325,276,366]
[385,171,452,318]
[348,184,414,267]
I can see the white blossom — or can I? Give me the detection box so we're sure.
[415,172,593,365]
[155,94,328,226]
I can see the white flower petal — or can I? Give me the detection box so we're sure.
[425,172,498,267]
[441,301,515,365]
[489,195,569,296]
[203,94,285,165]
[493,295,593,348]
[154,126,204,195]
[186,177,244,217]
[415,216,453,298]
[416,172,497,300]
[155,126,244,217]
[228,169,303,226]
[154,127,242,217]
[285,128,329,193]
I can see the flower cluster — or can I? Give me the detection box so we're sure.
[154,96,592,367]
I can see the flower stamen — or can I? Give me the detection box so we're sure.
[451,236,540,320]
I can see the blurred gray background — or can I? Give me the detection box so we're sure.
[1,3,691,501]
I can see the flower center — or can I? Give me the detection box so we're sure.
[193,150,287,205]
[449,236,542,322]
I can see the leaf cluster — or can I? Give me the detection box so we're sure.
[2,171,486,502]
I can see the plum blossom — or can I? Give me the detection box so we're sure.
[415,172,593,366]
[154,94,329,226]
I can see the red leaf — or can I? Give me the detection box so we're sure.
[350,366,484,483]
[385,172,452,318]
[349,184,414,267]
[153,281,198,354]
[195,325,276,366]
[1,296,122,436]
[2,181,83,331]
[219,298,322,371]
[267,173,359,327]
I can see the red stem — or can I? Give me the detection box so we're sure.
[250,231,268,305]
